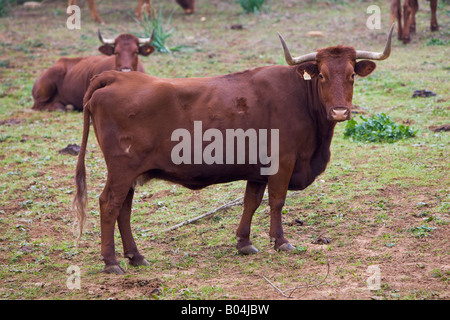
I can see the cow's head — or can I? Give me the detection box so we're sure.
[176,0,195,14]
[279,25,393,122]
[98,30,155,72]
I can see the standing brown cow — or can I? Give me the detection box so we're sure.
[67,0,195,24]
[390,0,439,43]
[74,26,393,274]
[32,31,155,111]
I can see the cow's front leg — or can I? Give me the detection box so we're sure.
[118,187,149,267]
[236,181,267,254]
[267,164,295,252]
[430,0,439,31]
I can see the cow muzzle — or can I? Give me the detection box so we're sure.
[329,107,351,122]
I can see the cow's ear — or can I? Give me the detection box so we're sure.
[139,44,156,56]
[98,45,115,56]
[355,60,376,77]
[296,62,319,80]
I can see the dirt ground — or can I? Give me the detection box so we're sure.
[0,0,449,301]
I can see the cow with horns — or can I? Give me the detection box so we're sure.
[74,26,394,274]
[32,31,155,112]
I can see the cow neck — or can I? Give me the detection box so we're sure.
[301,75,336,133]
[301,75,337,176]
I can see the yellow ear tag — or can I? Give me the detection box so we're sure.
[303,71,311,80]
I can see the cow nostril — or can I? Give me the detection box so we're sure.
[330,107,350,121]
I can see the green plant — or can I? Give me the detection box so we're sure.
[408,224,437,238]
[426,38,448,46]
[238,0,267,13]
[344,113,416,143]
[140,8,175,53]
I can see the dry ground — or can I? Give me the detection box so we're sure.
[0,0,449,301]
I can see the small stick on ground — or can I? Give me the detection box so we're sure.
[262,254,330,298]
[143,190,300,234]
[163,196,244,232]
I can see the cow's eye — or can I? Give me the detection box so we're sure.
[319,73,324,79]
[351,73,356,79]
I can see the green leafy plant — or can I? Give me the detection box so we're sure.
[238,0,267,13]
[140,8,175,53]
[426,38,448,46]
[408,224,437,238]
[344,113,416,143]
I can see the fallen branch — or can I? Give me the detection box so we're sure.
[143,190,301,234]
[163,196,244,232]
[263,254,330,298]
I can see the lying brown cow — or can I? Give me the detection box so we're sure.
[32,31,155,111]
[68,0,195,24]
[390,0,439,43]
[74,26,394,274]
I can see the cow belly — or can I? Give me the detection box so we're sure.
[139,164,267,190]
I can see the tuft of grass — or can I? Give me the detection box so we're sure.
[140,8,175,53]
[426,38,449,46]
[344,113,416,143]
[408,224,437,238]
[237,0,268,13]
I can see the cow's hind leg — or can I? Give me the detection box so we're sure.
[99,179,133,274]
[118,187,149,267]
[236,181,267,254]
[32,64,66,111]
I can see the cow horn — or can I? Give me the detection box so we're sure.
[139,29,155,45]
[355,24,394,60]
[98,29,115,45]
[278,32,317,65]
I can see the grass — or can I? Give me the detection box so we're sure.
[140,7,175,53]
[238,0,268,13]
[0,0,449,300]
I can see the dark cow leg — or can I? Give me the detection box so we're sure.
[409,0,419,34]
[390,0,403,40]
[402,1,412,43]
[118,187,149,267]
[267,165,295,252]
[430,0,439,31]
[236,181,267,254]
[99,180,131,275]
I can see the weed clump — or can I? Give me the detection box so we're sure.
[238,0,267,14]
[140,8,175,53]
[344,113,416,143]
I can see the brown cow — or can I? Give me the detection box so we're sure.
[32,31,155,112]
[390,0,439,44]
[68,0,195,24]
[74,26,394,274]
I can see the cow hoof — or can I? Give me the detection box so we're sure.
[103,265,126,275]
[238,245,259,255]
[277,243,295,252]
[129,258,150,267]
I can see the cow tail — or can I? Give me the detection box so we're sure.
[73,102,91,247]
